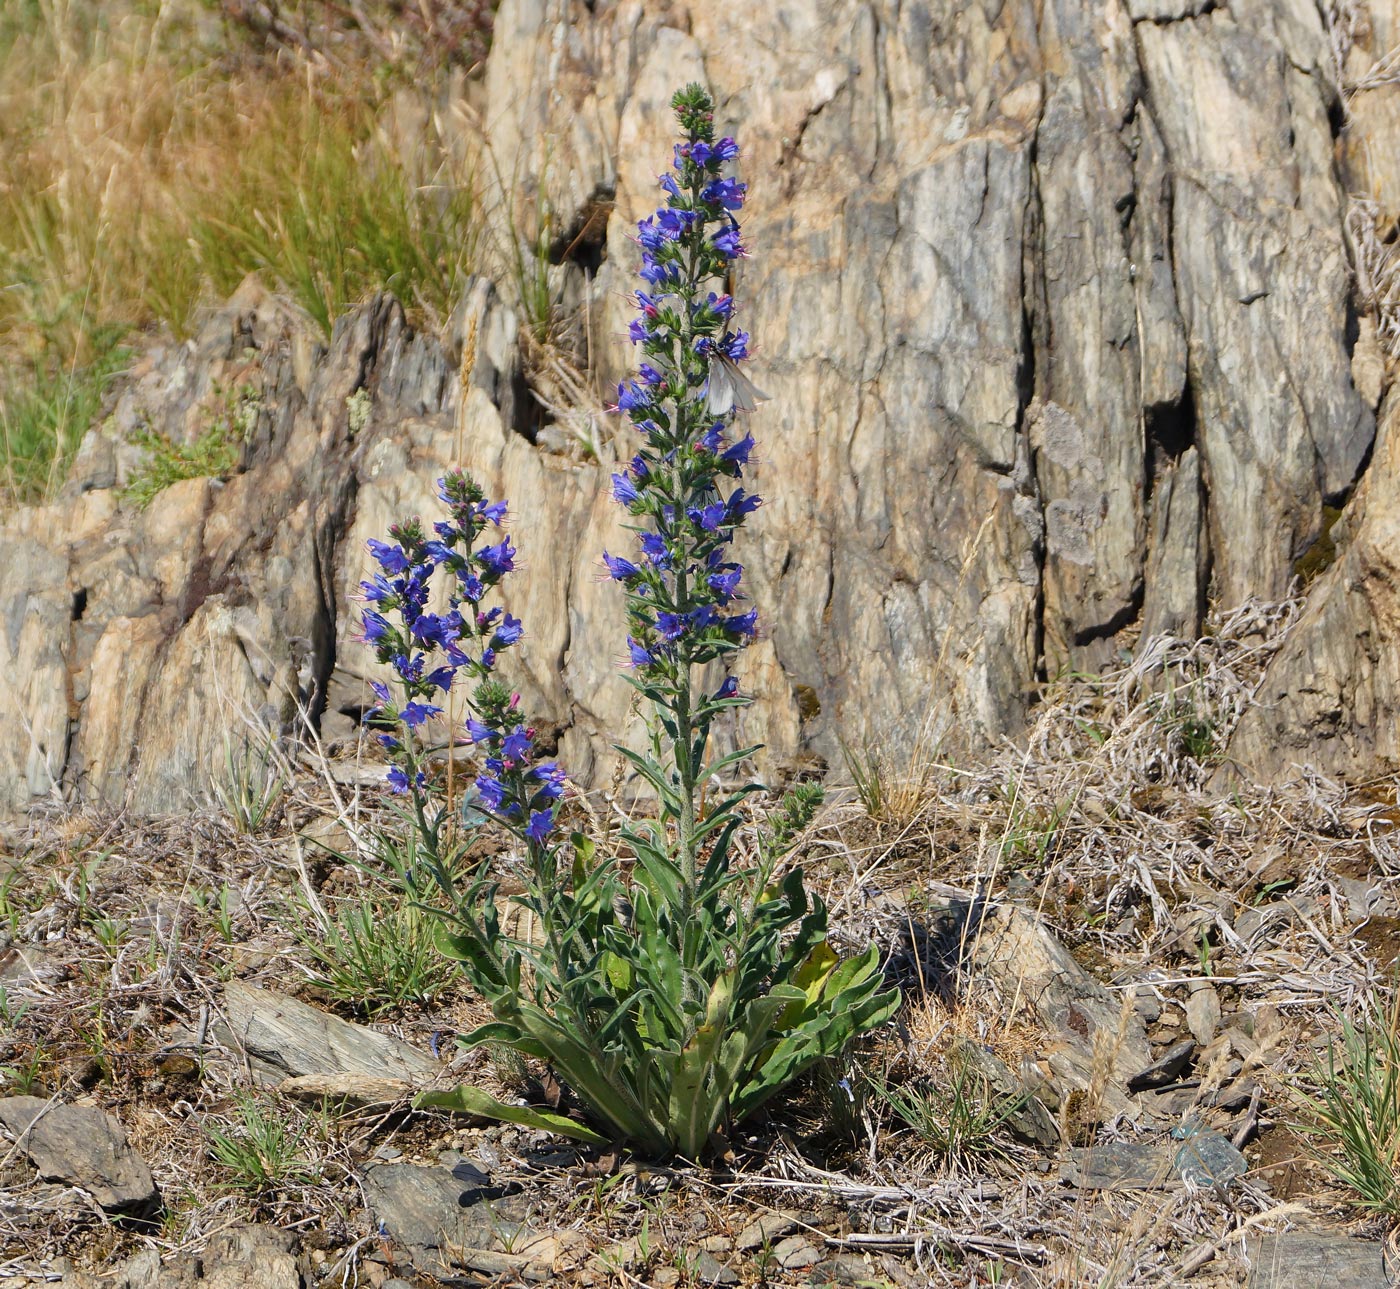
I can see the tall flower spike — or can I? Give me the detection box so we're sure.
[611,84,767,692]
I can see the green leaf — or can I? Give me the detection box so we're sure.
[414,1084,610,1146]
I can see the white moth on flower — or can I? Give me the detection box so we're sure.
[706,352,771,416]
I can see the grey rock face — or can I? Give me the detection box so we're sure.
[0,0,1396,808]
[0,1096,159,1218]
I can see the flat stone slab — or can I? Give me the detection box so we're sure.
[221,982,438,1087]
[1247,1233,1388,1288]
[363,1159,588,1284]
[0,1097,159,1218]
[1061,1141,1176,1190]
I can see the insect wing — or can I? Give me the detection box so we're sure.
[707,354,771,416]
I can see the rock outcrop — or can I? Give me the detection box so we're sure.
[3,0,1400,812]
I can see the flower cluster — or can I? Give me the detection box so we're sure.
[358,471,561,841]
[606,84,766,702]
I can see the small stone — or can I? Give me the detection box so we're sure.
[692,1251,739,1286]
[1185,982,1221,1046]
[0,1097,159,1218]
[1127,1038,1195,1091]
[652,1270,682,1288]
[736,1211,803,1250]
[278,1073,413,1108]
[697,1235,733,1253]
[773,1236,822,1270]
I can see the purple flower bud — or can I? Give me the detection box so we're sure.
[714,677,740,700]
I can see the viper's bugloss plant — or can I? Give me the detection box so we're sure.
[359,85,898,1158]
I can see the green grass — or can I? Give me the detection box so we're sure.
[1298,987,1400,1217]
[866,1054,1030,1167]
[119,386,259,512]
[1,333,127,503]
[296,892,456,1016]
[207,1093,321,1195]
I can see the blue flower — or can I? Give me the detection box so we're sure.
[640,532,672,568]
[713,137,740,162]
[714,677,740,700]
[640,256,682,287]
[401,701,443,728]
[611,473,641,506]
[638,363,665,386]
[628,318,654,344]
[722,433,754,469]
[474,774,506,812]
[360,574,395,604]
[708,568,743,601]
[688,501,727,533]
[478,500,508,525]
[713,222,744,258]
[412,613,459,648]
[697,423,724,453]
[367,538,410,574]
[477,538,517,577]
[701,177,746,211]
[603,552,641,581]
[530,763,566,800]
[719,330,750,361]
[371,681,392,705]
[378,732,400,751]
[617,381,651,413]
[492,613,524,648]
[362,610,390,643]
[726,489,762,521]
[502,725,532,762]
[424,666,456,692]
[727,609,759,638]
[637,217,667,252]
[627,637,654,668]
[630,454,651,480]
[386,766,426,794]
[656,207,698,238]
[466,718,494,744]
[526,808,555,842]
[657,612,686,640]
